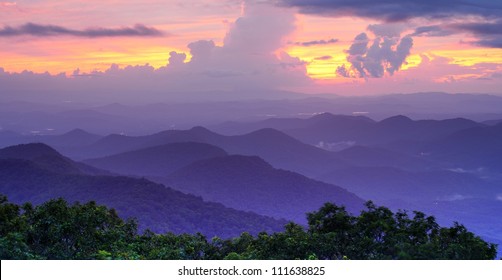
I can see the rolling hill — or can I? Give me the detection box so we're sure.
[0,144,286,238]
[212,113,483,148]
[0,143,107,175]
[76,126,348,178]
[84,142,228,177]
[317,166,497,204]
[162,155,365,223]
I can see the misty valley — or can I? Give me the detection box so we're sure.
[1,95,502,259]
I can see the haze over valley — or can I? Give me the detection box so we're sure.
[1,97,502,257]
[1,0,502,260]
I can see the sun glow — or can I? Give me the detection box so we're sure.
[432,48,502,66]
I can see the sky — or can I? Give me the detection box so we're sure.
[1,0,502,102]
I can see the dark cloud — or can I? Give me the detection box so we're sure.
[280,0,502,22]
[452,21,502,35]
[471,38,502,48]
[410,25,455,37]
[0,23,164,37]
[339,33,413,78]
[290,38,338,46]
[282,0,502,49]
[411,21,502,48]
[314,55,332,60]
[367,23,407,37]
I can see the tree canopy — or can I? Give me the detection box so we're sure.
[0,195,497,260]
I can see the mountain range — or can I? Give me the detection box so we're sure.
[162,154,364,223]
[1,111,502,255]
[0,143,286,238]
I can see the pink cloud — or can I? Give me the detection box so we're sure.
[317,55,502,95]
[0,2,16,7]
[0,1,311,103]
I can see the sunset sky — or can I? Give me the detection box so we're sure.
[1,0,502,101]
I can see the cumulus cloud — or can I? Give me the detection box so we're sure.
[0,1,310,103]
[367,23,408,38]
[337,32,413,78]
[167,51,187,68]
[161,0,310,89]
[223,2,296,53]
[348,33,369,55]
[330,54,502,95]
[280,0,502,22]
[290,38,338,47]
[0,23,164,37]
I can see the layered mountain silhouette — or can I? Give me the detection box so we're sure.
[2,112,502,255]
[0,144,285,238]
[421,123,502,173]
[332,145,434,171]
[0,143,107,175]
[75,126,347,177]
[317,166,496,204]
[162,155,364,223]
[84,142,228,177]
[42,128,103,147]
[211,113,502,176]
[214,113,374,140]
[0,128,102,154]
[213,113,483,148]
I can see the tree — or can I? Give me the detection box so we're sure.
[21,198,137,259]
[0,195,497,260]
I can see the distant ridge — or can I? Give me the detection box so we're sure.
[0,144,285,238]
[0,143,108,175]
[213,113,484,147]
[85,142,228,176]
[165,154,364,223]
[78,126,348,177]
[0,143,62,160]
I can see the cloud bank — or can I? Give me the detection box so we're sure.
[0,23,164,37]
[280,0,502,22]
[0,1,310,103]
[411,20,502,48]
[282,0,502,49]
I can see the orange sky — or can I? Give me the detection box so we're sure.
[1,0,501,95]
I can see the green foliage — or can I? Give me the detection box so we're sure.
[1,195,137,259]
[0,195,497,260]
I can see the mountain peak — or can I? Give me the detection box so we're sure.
[310,112,335,120]
[246,127,288,137]
[0,143,63,160]
[309,113,375,124]
[189,126,214,134]
[380,115,413,125]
